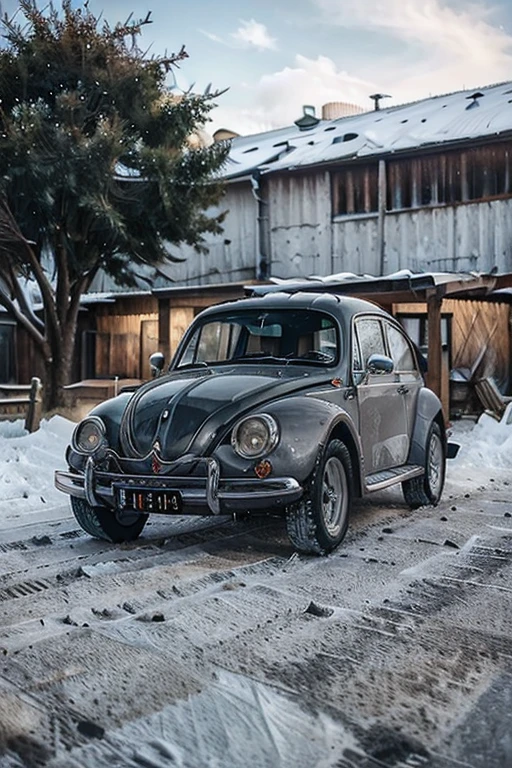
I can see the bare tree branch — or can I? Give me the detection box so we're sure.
[0,197,60,334]
[0,287,46,350]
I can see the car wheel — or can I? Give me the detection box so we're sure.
[70,497,148,543]
[285,439,353,555]
[402,422,445,509]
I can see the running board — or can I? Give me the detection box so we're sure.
[365,464,423,492]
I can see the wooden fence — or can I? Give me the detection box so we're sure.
[0,378,43,432]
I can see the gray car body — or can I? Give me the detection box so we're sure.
[56,291,444,515]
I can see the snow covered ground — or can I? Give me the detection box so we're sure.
[0,411,511,768]
[0,408,511,522]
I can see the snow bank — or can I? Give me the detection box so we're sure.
[0,415,74,516]
[451,407,512,470]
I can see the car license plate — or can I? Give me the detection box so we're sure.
[115,486,182,513]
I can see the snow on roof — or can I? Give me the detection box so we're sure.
[269,269,470,285]
[222,81,512,179]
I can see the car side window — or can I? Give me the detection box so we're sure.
[354,318,386,370]
[386,323,417,373]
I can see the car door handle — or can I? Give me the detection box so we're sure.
[397,385,409,395]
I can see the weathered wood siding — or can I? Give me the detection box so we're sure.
[268,172,332,277]
[395,299,511,392]
[94,296,158,379]
[265,170,512,278]
[385,200,512,274]
[446,299,511,389]
[168,180,258,285]
[331,215,380,275]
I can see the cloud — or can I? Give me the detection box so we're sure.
[209,55,376,135]
[313,0,512,100]
[209,1,512,135]
[231,19,278,51]
[199,29,225,45]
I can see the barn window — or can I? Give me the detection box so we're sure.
[332,164,379,216]
[387,144,512,211]
[0,321,16,383]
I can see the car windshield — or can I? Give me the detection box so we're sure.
[175,309,339,368]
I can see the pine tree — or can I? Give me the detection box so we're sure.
[0,0,228,408]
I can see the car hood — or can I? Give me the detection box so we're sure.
[119,366,331,459]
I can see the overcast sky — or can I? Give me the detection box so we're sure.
[1,0,512,136]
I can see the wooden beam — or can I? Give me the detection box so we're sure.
[426,289,446,418]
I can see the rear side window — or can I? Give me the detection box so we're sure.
[386,324,417,372]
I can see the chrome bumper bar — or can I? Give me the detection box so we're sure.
[54,457,302,516]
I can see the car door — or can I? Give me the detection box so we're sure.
[353,316,409,475]
[383,320,423,439]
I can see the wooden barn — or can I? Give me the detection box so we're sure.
[2,80,512,420]
[198,81,512,282]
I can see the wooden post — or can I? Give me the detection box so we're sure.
[158,297,171,367]
[426,289,447,420]
[24,377,43,433]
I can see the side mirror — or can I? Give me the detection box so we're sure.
[149,352,165,378]
[366,354,394,375]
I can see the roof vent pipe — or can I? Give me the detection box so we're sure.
[294,105,320,130]
[370,93,391,111]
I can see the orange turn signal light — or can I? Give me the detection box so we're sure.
[254,460,272,479]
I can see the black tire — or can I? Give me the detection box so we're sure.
[70,497,148,543]
[285,439,353,555]
[402,422,445,509]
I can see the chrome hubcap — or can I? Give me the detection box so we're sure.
[428,432,444,497]
[321,457,348,536]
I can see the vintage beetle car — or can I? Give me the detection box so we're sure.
[55,290,451,554]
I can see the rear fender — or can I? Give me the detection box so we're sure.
[408,388,445,466]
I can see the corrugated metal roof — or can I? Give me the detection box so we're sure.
[245,270,508,301]
[222,81,512,179]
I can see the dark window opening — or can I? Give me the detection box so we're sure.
[386,143,512,211]
[0,322,16,383]
[332,164,379,216]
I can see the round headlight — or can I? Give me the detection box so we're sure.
[231,414,279,459]
[72,417,106,454]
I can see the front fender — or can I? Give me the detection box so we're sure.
[215,395,359,484]
[87,392,134,451]
[408,388,445,466]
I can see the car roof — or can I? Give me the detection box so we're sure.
[197,291,390,321]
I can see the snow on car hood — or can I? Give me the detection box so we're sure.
[120,367,328,459]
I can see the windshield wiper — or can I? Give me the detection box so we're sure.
[233,354,291,364]
[176,361,210,371]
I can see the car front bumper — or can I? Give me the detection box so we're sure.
[54,456,303,516]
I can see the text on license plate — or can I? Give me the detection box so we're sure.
[116,487,182,513]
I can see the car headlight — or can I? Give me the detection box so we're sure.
[72,417,106,454]
[231,414,279,459]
